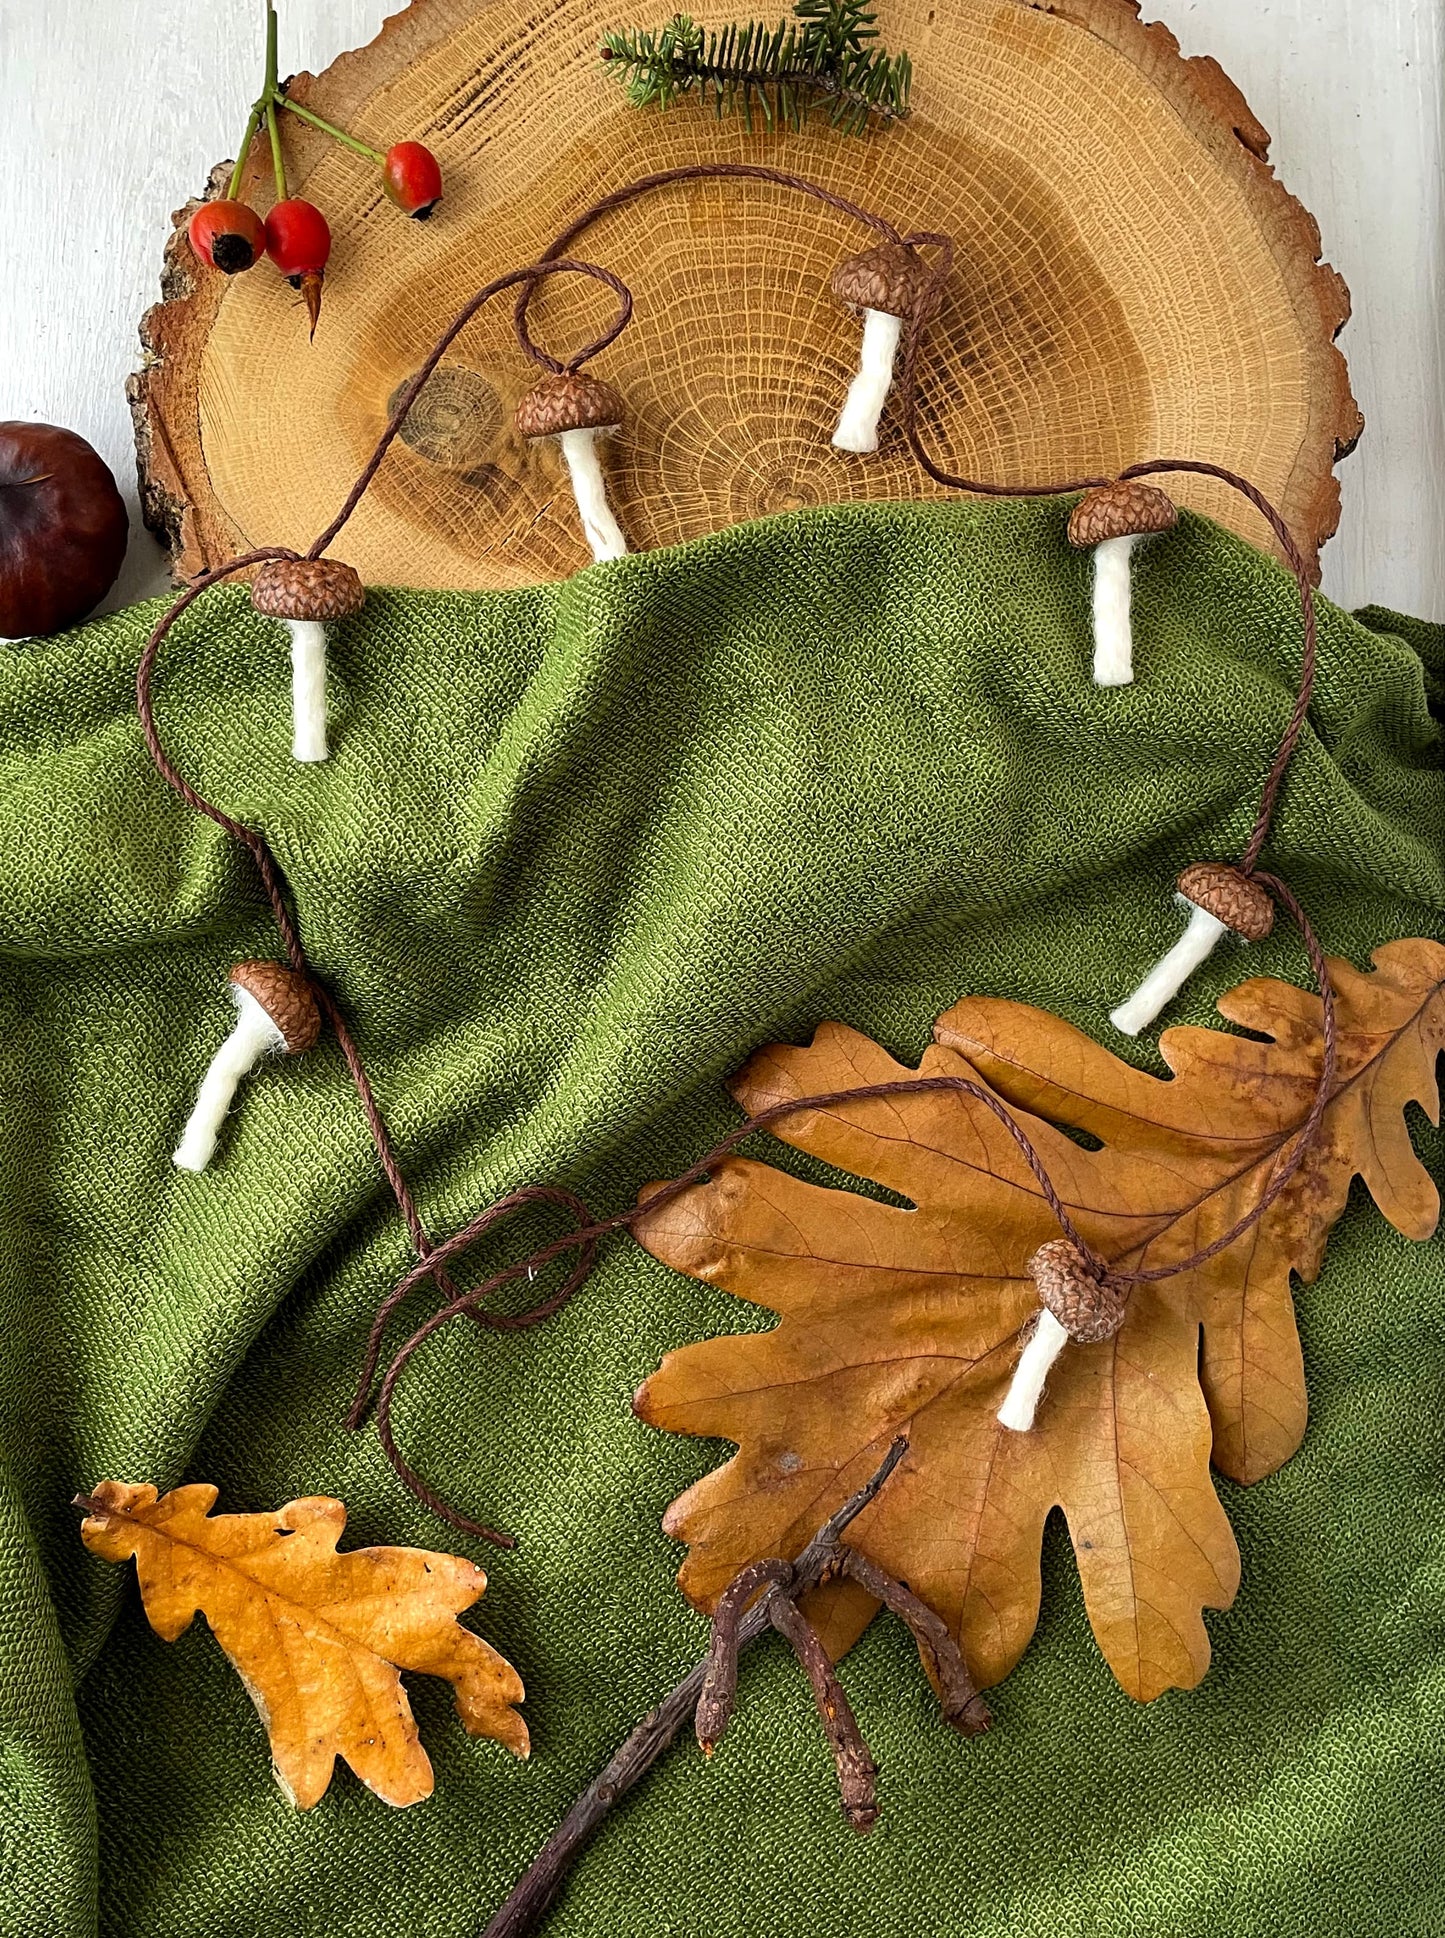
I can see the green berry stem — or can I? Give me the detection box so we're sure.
[226,101,265,201]
[262,3,288,201]
[265,98,288,202]
[225,4,401,215]
[277,94,387,164]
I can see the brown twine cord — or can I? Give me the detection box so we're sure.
[305,257,633,564]
[344,878,1334,1540]
[522,177,1316,877]
[346,1077,1109,1538]
[134,166,1341,1542]
[892,281,1321,880]
[1111,871,1336,1286]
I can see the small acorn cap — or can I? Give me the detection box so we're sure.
[1177,862,1275,942]
[1067,481,1178,549]
[252,557,365,623]
[228,960,321,1055]
[515,371,625,441]
[1029,1238,1130,1345]
[831,242,935,320]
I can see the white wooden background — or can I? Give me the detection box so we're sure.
[2,0,1440,619]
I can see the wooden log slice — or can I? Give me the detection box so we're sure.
[130,0,1361,590]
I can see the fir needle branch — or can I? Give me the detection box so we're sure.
[601,0,911,134]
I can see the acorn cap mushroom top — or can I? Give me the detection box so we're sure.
[829,240,941,319]
[1176,862,1275,942]
[515,371,625,441]
[1067,481,1178,549]
[251,557,366,622]
[831,242,936,320]
[1029,1238,1130,1345]
[228,960,321,1054]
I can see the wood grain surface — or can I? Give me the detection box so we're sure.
[126,0,1362,591]
[2,0,1441,616]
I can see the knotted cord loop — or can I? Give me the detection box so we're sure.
[305,256,635,562]
[350,1076,1108,1538]
[512,260,635,374]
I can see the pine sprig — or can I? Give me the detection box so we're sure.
[601,0,912,136]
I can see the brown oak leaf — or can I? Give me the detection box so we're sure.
[79,1482,528,1806]
[633,940,1445,1701]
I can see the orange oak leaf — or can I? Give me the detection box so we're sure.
[633,940,1445,1701]
[79,1482,528,1807]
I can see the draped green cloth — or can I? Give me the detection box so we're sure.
[0,500,1441,1938]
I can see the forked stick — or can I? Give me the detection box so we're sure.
[482,1439,986,1938]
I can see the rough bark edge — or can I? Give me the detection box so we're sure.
[131,0,1362,586]
[1027,0,1362,578]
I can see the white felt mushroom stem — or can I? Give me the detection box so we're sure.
[286,619,329,762]
[173,988,286,1173]
[1090,534,1142,686]
[997,1310,1070,1433]
[1110,901,1230,1037]
[832,308,904,454]
[557,427,627,563]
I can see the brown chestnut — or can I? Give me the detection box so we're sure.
[0,422,128,638]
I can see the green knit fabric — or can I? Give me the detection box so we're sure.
[0,498,1441,1938]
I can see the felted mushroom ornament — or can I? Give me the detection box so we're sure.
[830,243,933,454]
[174,961,320,1173]
[997,1239,1130,1433]
[1067,481,1178,686]
[515,372,628,564]
[1110,862,1275,1037]
[251,557,365,761]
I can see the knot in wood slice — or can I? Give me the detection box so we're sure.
[1067,481,1178,548]
[228,960,321,1054]
[251,557,365,622]
[1028,1238,1130,1344]
[830,242,938,320]
[1177,862,1276,941]
[514,371,625,440]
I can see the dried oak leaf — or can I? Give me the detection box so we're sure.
[633,940,1445,1701]
[79,1482,528,1806]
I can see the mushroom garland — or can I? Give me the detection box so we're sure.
[1067,481,1179,686]
[997,1240,1131,1433]
[251,557,366,761]
[135,168,1344,1580]
[830,243,934,454]
[173,961,320,1173]
[1111,861,1276,1037]
[515,372,629,563]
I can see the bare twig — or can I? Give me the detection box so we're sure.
[834,1548,991,1735]
[696,1557,794,1753]
[769,1593,878,1831]
[479,1439,907,1938]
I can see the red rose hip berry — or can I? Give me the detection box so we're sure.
[264,197,331,276]
[382,142,443,219]
[264,198,332,336]
[188,198,267,274]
